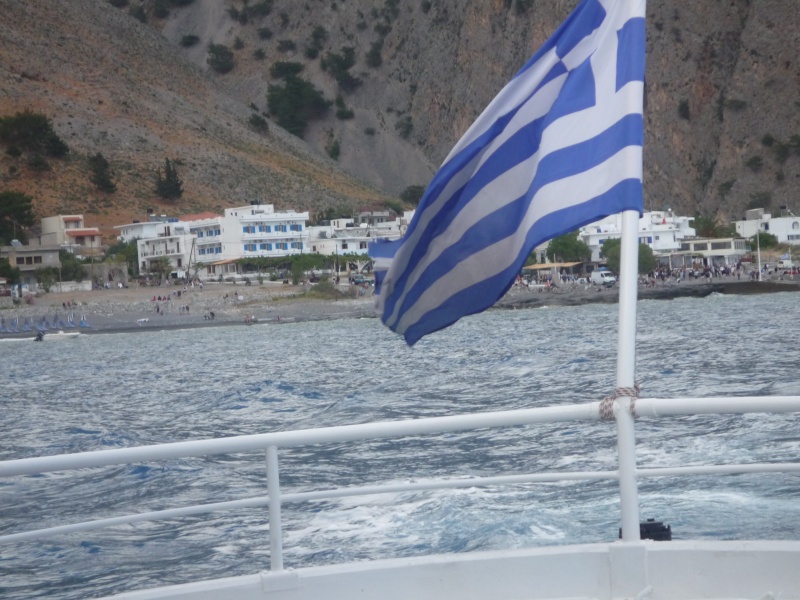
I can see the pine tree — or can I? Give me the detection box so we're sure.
[88,152,116,193]
[155,158,183,200]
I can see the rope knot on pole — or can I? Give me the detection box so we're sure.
[599,384,641,421]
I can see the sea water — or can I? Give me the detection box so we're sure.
[1,292,800,599]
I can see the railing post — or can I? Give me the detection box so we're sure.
[265,445,283,571]
[616,210,641,542]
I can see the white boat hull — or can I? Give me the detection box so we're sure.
[36,331,82,341]
[102,540,800,600]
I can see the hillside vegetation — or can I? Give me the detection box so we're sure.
[1,0,799,237]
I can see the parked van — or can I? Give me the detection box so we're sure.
[590,270,617,286]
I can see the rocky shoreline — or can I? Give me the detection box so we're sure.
[495,279,800,310]
[1,279,798,338]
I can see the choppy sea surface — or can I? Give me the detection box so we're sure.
[2,292,800,599]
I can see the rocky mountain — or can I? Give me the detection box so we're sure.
[1,0,799,237]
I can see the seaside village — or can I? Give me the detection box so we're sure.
[1,203,799,305]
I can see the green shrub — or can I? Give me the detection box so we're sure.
[108,0,128,7]
[258,27,273,40]
[746,155,763,171]
[718,179,735,198]
[726,98,747,111]
[207,43,235,73]
[761,133,775,147]
[421,1,432,13]
[336,107,354,120]
[678,100,690,120]
[322,47,356,72]
[270,61,304,79]
[153,0,170,18]
[321,47,361,92]
[27,153,50,171]
[180,34,200,47]
[0,191,35,246]
[395,115,412,139]
[234,37,245,50]
[249,114,269,133]
[89,152,116,193]
[248,0,273,17]
[515,0,534,14]
[59,250,88,282]
[277,39,296,52]
[326,139,341,160]
[382,0,400,20]
[364,127,376,136]
[0,110,69,157]
[366,40,383,68]
[0,257,22,285]
[267,75,330,137]
[129,5,146,22]
[400,185,426,205]
[253,48,266,60]
[335,97,354,119]
[305,26,327,59]
[773,143,790,164]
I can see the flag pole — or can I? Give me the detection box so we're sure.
[616,209,641,541]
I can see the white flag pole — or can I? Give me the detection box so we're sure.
[616,209,642,541]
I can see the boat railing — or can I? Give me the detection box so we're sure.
[2,395,800,572]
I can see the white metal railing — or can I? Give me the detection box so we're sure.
[2,396,800,570]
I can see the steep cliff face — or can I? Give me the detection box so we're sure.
[1,0,798,231]
[643,0,800,221]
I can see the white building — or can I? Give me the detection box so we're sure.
[114,214,180,244]
[136,222,195,278]
[123,203,309,280]
[304,212,408,275]
[578,210,697,262]
[734,207,800,245]
[668,237,749,267]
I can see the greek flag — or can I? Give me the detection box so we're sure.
[369,0,646,345]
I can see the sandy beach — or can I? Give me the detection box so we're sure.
[1,276,799,338]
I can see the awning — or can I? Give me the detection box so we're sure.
[523,261,582,270]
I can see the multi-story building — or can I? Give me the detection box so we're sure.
[114,212,184,244]
[0,239,61,289]
[669,237,749,268]
[578,210,697,262]
[39,215,103,258]
[306,213,407,274]
[734,207,800,245]
[122,203,309,280]
[136,223,195,278]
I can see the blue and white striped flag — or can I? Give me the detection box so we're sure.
[370,0,646,345]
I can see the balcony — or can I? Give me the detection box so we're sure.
[140,248,182,258]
